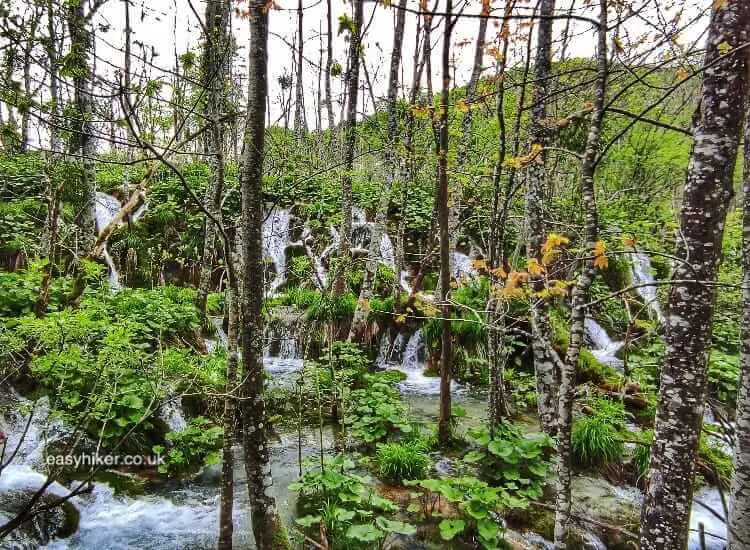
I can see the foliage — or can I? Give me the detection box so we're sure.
[346,372,412,444]
[290,454,414,549]
[153,416,222,476]
[571,415,624,468]
[406,476,526,549]
[0,265,71,317]
[375,440,430,484]
[464,424,553,501]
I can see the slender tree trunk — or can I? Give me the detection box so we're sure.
[641,3,750,548]
[526,0,559,436]
[239,3,289,547]
[554,1,608,545]
[729,87,750,550]
[331,0,363,295]
[197,0,231,328]
[348,0,407,341]
[293,0,305,135]
[218,276,239,550]
[437,0,454,447]
[20,8,41,152]
[487,4,514,427]
[325,0,335,134]
[67,2,99,252]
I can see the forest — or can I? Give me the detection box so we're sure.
[0,0,748,548]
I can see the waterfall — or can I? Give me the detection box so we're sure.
[629,251,664,323]
[262,208,291,294]
[94,192,122,290]
[452,252,477,280]
[584,317,624,370]
[2,391,67,469]
[264,308,303,377]
[158,398,187,432]
[388,330,452,395]
[379,233,395,269]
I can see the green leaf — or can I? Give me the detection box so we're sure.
[477,518,500,541]
[346,524,383,542]
[375,517,417,535]
[295,515,321,528]
[439,519,466,541]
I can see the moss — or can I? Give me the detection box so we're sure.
[549,308,571,353]
[577,349,621,385]
[271,517,292,550]
[505,505,555,540]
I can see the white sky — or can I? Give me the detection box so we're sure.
[87,0,708,129]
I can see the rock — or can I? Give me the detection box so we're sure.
[0,485,80,546]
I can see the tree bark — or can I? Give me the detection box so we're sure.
[218,277,239,550]
[728,92,750,550]
[640,3,750,549]
[331,0,364,296]
[526,0,559,436]
[239,3,289,548]
[437,0,454,447]
[293,0,305,135]
[554,0,608,545]
[197,0,231,328]
[324,0,335,134]
[348,0,407,341]
[66,1,100,253]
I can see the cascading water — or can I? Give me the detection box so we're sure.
[629,251,664,323]
[452,251,477,280]
[390,330,452,395]
[158,399,187,432]
[688,486,726,550]
[94,192,122,290]
[584,317,624,370]
[262,208,291,295]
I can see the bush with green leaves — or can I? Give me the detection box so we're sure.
[290,454,415,549]
[405,476,525,549]
[375,440,429,484]
[153,417,223,476]
[464,424,553,501]
[346,372,412,444]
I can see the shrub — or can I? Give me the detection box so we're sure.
[290,454,415,548]
[346,373,412,444]
[464,424,553,501]
[375,441,429,484]
[153,416,223,476]
[571,416,624,467]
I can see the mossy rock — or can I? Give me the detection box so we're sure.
[577,349,621,386]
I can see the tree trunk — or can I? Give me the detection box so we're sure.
[348,0,407,341]
[554,0,608,545]
[239,3,289,548]
[487,5,514,427]
[729,88,750,550]
[640,3,749,549]
[324,0,335,134]
[197,0,231,328]
[526,0,559,436]
[67,1,99,253]
[218,277,239,550]
[293,0,305,135]
[437,0,454,447]
[331,0,363,296]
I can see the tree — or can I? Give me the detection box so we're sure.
[729,84,750,550]
[525,0,559,436]
[554,0,608,543]
[239,1,290,547]
[437,0,455,447]
[332,0,364,295]
[349,0,407,341]
[196,0,232,328]
[66,0,107,252]
[640,3,750,548]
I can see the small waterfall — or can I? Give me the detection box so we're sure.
[2,391,67,469]
[390,330,450,395]
[629,251,664,323]
[379,233,395,269]
[94,192,122,290]
[158,398,187,432]
[264,308,303,377]
[452,251,477,280]
[262,208,291,294]
[584,317,624,370]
